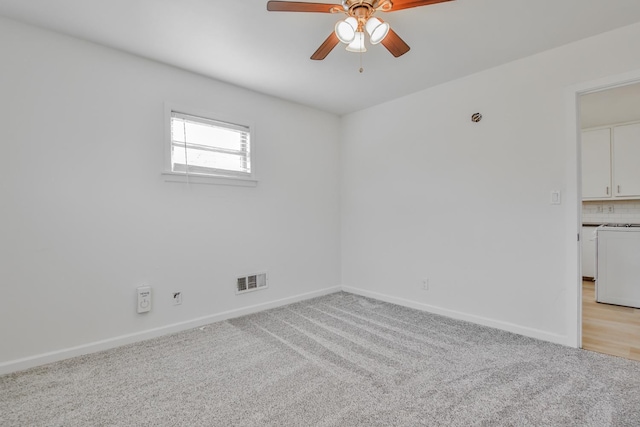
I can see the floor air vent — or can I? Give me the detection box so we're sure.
[237,273,267,294]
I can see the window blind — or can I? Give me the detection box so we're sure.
[170,111,251,177]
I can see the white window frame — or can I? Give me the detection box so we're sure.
[162,103,257,187]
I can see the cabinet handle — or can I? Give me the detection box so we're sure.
[618,185,621,194]
[606,186,609,195]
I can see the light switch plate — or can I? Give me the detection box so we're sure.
[550,190,561,205]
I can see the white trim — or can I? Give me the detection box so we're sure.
[161,172,258,187]
[0,285,341,375]
[564,67,640,349]
[341,285,568,346]
[1,281,580,375]
[564,85,583,349]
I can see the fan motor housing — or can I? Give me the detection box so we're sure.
[344,1,375,19]
[344,0,376,7]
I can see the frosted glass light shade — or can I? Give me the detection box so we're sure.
[345,32,366,52]
[365,17,390,45]
[335,17,358,43]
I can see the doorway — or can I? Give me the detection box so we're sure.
[577,81,640,361]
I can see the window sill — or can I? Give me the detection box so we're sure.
[162,172,258,187]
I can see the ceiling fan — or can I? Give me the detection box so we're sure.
[267,0,454,60]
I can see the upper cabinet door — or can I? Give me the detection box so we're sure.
[613,123,640,197]
[582,128,612,199]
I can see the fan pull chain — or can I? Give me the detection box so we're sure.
[359,49,364,73]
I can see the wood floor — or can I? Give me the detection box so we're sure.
[582,280,640,361]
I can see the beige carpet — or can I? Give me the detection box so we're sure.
[2,292,640,426]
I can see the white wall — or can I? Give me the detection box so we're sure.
[581,81,640,128]
[4,14,640,374]
[0,17,341,371]
[340,22,640,344]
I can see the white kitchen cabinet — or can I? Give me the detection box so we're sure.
[613,123,640,198]
[581,226,597,279]
[581,128,611,199]
[582,122,640,200]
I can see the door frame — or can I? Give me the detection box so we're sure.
[565,69,640,349]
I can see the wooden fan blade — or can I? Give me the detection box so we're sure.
[380,29,410,57]
[267,1,342,13]
[311,32,340,60]
[388,0,454,12]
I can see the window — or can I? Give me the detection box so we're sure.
[163,105,256,186]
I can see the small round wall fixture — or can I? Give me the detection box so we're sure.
[471,112,482,123]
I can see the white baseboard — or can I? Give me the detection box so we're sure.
[0,286,341,375]
[0,284,570,375]
[341,285,568,346]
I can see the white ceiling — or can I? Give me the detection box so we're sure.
[2,0,640,115]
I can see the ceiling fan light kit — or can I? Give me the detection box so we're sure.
[345,31,367,52]
[365,17,389,45]
[335,16,358,43]
[266,0,455,60]
[336,16,387,52]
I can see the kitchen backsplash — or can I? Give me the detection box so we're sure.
[583,200,640,224]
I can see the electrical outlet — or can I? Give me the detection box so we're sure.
[172,292,182,305]
[422,278,429,291]
[137,286,151,313]
[604,204,614,213]
[596,204,604,213]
